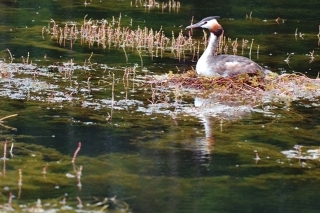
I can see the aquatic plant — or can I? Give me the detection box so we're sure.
[43,15,211,62]
[132,0,181,13]
[71,142,81,163]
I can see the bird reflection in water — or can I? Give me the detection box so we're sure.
[194,115,215,167]
[191,96,252,167]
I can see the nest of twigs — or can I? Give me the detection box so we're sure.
[147,70,320,107]
[166,70,266,91]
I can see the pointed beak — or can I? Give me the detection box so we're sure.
[185,22,202,29]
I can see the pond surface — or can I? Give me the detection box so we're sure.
[1,0,320,212]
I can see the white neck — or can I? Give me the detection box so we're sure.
[196,32,219,76]
[204,32,219,56]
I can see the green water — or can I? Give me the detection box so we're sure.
[1,0,320,212]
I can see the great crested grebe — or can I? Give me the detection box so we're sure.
[186,16,268,77]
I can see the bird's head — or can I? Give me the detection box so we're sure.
[186,16,223,36]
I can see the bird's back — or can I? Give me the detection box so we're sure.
[198,54,265,77]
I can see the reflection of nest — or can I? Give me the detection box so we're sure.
[149,70,320,106]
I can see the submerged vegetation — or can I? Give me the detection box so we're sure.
[0,139,132,212]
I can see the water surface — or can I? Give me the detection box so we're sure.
[0,1,320,212]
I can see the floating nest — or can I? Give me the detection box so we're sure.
[165,70,266,90]
[147,70,320,108]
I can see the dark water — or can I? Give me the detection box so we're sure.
[1,0,320,212]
